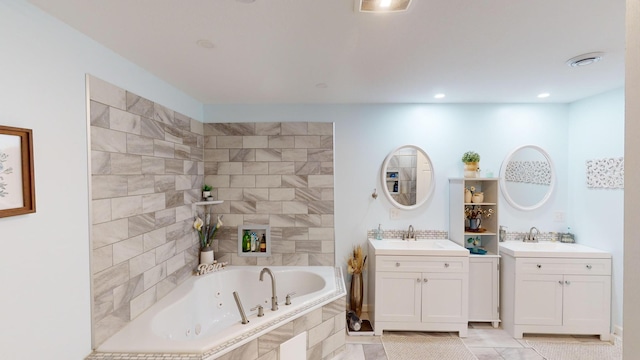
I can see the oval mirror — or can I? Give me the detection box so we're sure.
[499,145,555,211]
[381,145,435,210]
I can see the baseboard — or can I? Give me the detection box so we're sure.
[614,325,623,337]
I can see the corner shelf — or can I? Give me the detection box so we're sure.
[193,200,224,206]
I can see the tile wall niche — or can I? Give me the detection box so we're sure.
[89,76,205,346]
[203,122,336,267]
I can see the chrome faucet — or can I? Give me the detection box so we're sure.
[259,267,278,311]
[524,227,540,242]
[403,225,416,240]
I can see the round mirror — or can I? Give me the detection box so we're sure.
[499,145,555,211]
[380,145,435,210]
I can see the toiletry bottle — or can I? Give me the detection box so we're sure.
[251,232,257,252]
[260,234,267,252]
[393,181,398,193]
[376,224,383,240]
[242,230,251,252]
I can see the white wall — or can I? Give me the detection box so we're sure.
[0,1,202,359]
[568,88,625,330]
[205,103,571,304]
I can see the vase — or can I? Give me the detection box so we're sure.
[350,272,363,317]
[471,192,484,203]
[469,218,482,230]
[464,189,472,203]
[464,162,479,178]
[200,246,214,265]
[203,191,211,199]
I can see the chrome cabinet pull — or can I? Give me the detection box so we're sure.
[565,280,571,285]
[416,278,421,283]
[396,262,401,267]
[536,264,542,269]
[423,278,428,283]
[558,281,563,285]
[586,264,592,269]
[444,263,450,268]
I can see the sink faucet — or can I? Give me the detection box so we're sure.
[403,225,415,241]
[259,267,278,311]
[524,227,540,242]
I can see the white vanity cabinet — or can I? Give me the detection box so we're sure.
[500,249,611,340]
[367,239,469,337]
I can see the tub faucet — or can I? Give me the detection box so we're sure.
[403,225,416,241]
[259,267,278,311]
[524,227,540,242]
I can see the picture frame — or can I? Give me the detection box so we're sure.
[0,125,35,218]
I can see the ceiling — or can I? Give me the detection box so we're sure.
[28,0,625,104]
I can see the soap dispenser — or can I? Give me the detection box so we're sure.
[499,225,507,242]
[376,224,383,240]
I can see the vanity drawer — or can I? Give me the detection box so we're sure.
[516,258,611,275]
[377,256,468,273]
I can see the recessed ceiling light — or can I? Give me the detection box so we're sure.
[196,39,215,49]
[357,0,412,12]
[315,83,328,89]
[566,52,604,67]
[434,93,446,99]
[537,93,550,98]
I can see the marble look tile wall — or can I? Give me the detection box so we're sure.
[89,76,204,346]
[203,122,335,266]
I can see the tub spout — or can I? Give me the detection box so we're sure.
[259,267,278,311]
[232,291,249,324]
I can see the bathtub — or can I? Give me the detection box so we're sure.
[96,266,345,357]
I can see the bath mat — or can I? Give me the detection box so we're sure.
[381,333,477,360]
[527,336,622,360]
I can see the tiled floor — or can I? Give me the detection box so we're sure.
[333,319,611,360]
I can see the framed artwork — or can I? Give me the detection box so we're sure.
[0,125,35,218]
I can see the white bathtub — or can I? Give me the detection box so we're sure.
[96,266,345,357]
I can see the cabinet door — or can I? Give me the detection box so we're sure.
[515,274,563,326]
[468,257,499,321]
[421,272,468,323]
[376,271,421,322]
[562,275,611,328]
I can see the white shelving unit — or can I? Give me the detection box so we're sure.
[449,178,501,327]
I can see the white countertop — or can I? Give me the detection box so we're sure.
[499,241,611,259]
[368,238,469,257]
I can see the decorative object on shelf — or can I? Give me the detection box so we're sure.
[347,245,367,317]
[195,261,228,276]
[464,188,472,203]
[464,205,494,231]
[199,247,214,265]
[202,184,213,200]
[461,151,481,178]
[194,212,223,264]
[471,192,484,203]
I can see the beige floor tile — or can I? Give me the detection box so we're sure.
[496,347,545,360]
[362,344,388,360]
[469,347,507,360]
[330,343,365,360]
[462,328,525,348]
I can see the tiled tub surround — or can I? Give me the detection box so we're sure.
[89,76,206,346]
[88,267,346,360]
[203,122,335,267]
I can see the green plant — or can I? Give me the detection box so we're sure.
[203,184,213,191]
[461,151,480,163]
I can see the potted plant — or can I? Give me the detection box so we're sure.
[194,213,223,265]
[202,184,213,200]
[461,151,481,178]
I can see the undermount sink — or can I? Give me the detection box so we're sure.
[499,241,610,259]
[368,238,469,257]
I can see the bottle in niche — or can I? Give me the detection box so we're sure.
[251,232,257,252]
[242,230,251,252]
[260,234,267,252]
[393,181,398,193]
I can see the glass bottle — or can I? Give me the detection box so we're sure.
[260,234,267,252]
[242,230,251,252]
